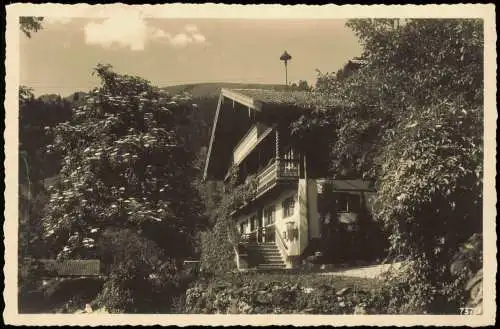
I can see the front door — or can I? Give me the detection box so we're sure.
[262,205,276,243]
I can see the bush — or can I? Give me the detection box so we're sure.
[448,233,483,310]
[370,235,483,316]
[182,273,378,314]
[199,219,237,275]
[198,168,259,275]
[18,276,104,313]
[92,228,193,313]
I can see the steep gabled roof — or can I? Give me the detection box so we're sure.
[223,88,317,110]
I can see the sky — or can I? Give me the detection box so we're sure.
[20,14,362,97]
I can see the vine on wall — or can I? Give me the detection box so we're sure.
[200,167,259,274]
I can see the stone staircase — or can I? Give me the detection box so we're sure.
[245,243,286,271]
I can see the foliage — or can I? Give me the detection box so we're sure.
[18,191,49,310]
[289,80,312,91]
[183,272,379,314]
[19,88,73,311]
[20,16,44,38]
[375,98,482,259]
[361,19,483,314]
[31,64,206,312]
[42,64,205,260]
[450,233,482,279]
[335,58,366,82]
[18,258,45,313]
[19,90,72,183]
[292,19,483,313]
[92,228,191,313]
[198,167,259,274]
[448,233,483,310]
[199,219,238,275]
[19,86,35,104]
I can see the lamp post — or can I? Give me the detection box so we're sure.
[280,50,292,87]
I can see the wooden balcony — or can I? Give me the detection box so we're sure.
[230,158,299,215]
[256,158,299,196]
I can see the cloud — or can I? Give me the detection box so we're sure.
[84,11,149,51]
[152,24,208,49]
[168,33,193,48]
[83,11,207,51]
[191,33,206,43]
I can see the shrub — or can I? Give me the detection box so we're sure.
[371,236,483,316]
[199,219,237,275]
[447,233,483,310]
[183,273,378,314]
[92,228,192,313]
[198,168,258,274]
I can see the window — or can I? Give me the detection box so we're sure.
[282,196,295,218]
[336,193,360,213]
[264,206,275,225]
[239,222,245,233]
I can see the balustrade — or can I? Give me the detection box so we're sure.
[256,158,299,193]
[240,225,276,244]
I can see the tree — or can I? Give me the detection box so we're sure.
[290,80,312,91]
[40,64,206,311]
[19,87,73,263]
[19,86,70,312]
[292,19,483,313]
[20,91,73,184]
[20,17,44,38]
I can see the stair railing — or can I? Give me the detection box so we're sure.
[275,227,288,252]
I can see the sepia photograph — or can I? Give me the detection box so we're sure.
[3,3,497,326]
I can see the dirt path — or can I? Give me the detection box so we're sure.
[320,262,403,279]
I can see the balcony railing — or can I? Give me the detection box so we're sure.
[257,158,299,193]
[230,158,300,215]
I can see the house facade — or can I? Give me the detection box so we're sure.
[204,88,376,270]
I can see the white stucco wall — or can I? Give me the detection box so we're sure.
[274,189,299,246]
[307,179,321,239]
[234,181,321,257]
[234,188,299,249]
[234,179,375,265]
[297,179,309,255]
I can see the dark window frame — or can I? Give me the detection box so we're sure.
[282,196,295,218]
[264,205,276,225]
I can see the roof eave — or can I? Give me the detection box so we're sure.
[203,93,224,181]
[221,88,264,111]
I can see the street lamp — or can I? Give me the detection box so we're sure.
[280,50,292,87]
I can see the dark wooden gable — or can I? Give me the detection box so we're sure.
[203,88,317,181]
